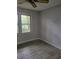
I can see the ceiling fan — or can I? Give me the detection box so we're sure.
[17,0,49,8]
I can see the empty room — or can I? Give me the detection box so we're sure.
[17,0,61,59]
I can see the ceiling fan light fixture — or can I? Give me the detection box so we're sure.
[18,0,49,8]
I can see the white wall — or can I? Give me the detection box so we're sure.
[17,5,61,49]
[40,5,61,49]
[17,8,40,44]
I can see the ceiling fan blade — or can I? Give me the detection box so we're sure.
[34,0,49,3]
[29,1,37,8]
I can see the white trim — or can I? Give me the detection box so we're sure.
[17,38,40,45]
[40,39,61,50]
[17,38,61,50]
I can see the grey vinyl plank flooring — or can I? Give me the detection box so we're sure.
[17,40,61,59]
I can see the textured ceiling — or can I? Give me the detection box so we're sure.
[17,0,61,11]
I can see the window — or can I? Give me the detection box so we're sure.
[17,15,30,33]
[21,15,30,33]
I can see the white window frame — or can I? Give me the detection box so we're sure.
[17,14,31,33]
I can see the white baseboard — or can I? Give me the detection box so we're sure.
[17,38,40,45]
[17,38,61,50]
[40,39,61,50]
